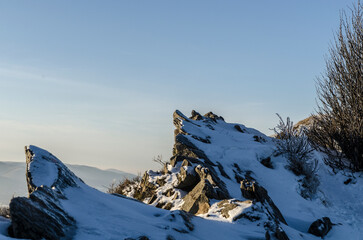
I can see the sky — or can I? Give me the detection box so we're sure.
[0,1,355,174]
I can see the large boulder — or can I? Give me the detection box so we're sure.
[181,179,216,214]
[308,217,332,238]
[174,163,200,191]
[9,146,80,240]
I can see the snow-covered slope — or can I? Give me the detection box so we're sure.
[0,161,134,206]
[122,110,363,240]
[0,110,362,240]
[2,145,273,240]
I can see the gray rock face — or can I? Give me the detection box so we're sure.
[308,217,332,238]
[133,110,231,214]
[240,179,289,240]
[174,165,199,191]
[181,179,216,214]
[240,179,287,225]
[9,146,79,240]
[9,187,76,240]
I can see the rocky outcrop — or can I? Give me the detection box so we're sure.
[132,110,231,215]
[5,145,205,240]
[240,179,289,240]
[120,110,290,239]
[308,217,332,238]
[173,110,230,211]
[240,179,287,224]
[181,179,216,214]
[9,146,79,240]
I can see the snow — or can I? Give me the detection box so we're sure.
[164,113,363,239]
[0,112,362,239]
[60,182,269,240]
[0,217,16,240]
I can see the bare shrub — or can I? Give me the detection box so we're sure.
[108,174,141,196]
[152,155,166,166]
[308,2,363,172]
[153,155,169,174]
[301,174,320,199]
[274,114,317,175]
[0,206,10,219]
[273,114,319,198]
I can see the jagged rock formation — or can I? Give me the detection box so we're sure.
[4,110,360,240]
[9,146,78,240]
[125,110,291,239]
[7,146,199,240]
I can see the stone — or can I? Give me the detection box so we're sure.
[240,179,287,225]
[174,166,199,191]
[9,146,78,240]
[308,217,332,238]
[163,188,175,197]
[234,125,245,133]
[181,179,216,214]
[10,188,76,240]
[191,135,211,144]
[217,200,238,218]
[190,110,203,120]
[216,161,230,179]
[203,112,224,122]
[253,135,266,143]
[260,157,273,169]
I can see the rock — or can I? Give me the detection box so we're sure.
[240,179,287,225]
[181,179,216,214]
[203,112,224,122]
[10,187,76,240]
[217,200,238,218]
[260,157,273,169]
[181,159,190,167]
[191,135,211,144]
[9,145,198,240]
[190,110,203,120]
[234,125,245,133]
[163,188,175,197]
[174,134,214,165]
[344,178,353,185]
[174,166,199,191]
[217,199,253,219]
[308,217,332,238]
[275,227,290,240]
[216,161,230,179]
[253,135,266,143]
[9,146,78,240]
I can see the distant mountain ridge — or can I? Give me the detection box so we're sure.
[0,161,135,205]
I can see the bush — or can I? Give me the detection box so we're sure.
[273,114,319,198]
[108,174,141,196]
[0,206,10,218]
[274,114,317,175]
[308,2,363,172]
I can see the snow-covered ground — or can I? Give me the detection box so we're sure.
[0,111,362,239]
[128,111,363,239]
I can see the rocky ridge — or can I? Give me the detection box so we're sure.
[2,110,361,240]
[123,110,293,239]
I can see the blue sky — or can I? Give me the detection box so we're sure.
[0,1,355,173]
